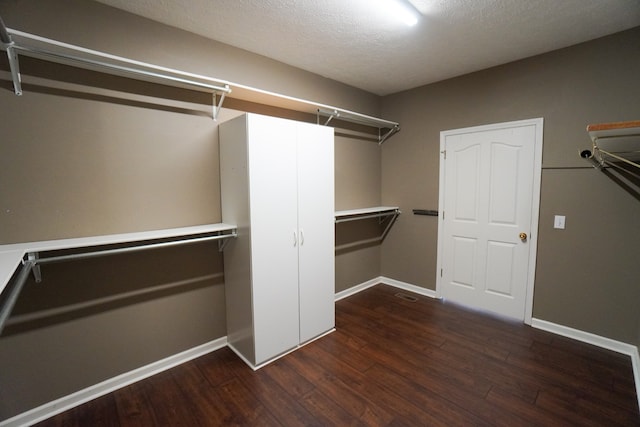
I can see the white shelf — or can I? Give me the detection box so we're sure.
[0,250,26,297]
[334,206,401,251]
[335,206,401,223]
[0,223,237,298]
[585,120,640,167]
[3,27,399,142]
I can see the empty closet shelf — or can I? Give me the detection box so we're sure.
[583,120,640,168]
[334,207,401,248]
[334,206,401,223]
[0,223,237,334]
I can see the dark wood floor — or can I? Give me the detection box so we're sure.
[36,284,639,426]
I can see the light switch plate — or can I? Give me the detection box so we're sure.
[554,215,566,229]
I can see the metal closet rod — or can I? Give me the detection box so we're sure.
[317,108,400,145]
[0,260,32,335]
[335,210,400,224]
[580,148,640,170]
[31,232,237,265]
[12,43,231,94]
[0,231,237,335]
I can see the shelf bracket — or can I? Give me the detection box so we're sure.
[380,209,400,240]
[378,125,400,145]
[217,229,237,251]
[4,44,22,95]
[1,16,22,96]
[213,86,230,121]
[319,109,337,126]
[334,207,401,251]
[317,108,400,145]
[27,252,42,283]
[579,149,604,169]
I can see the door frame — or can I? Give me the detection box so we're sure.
[435,118,544,325]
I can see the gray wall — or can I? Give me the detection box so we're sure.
[0,0,382,419]
[380,27,640,346]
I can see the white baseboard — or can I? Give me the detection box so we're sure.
[379,276,438,299]
[230,328,336,371]
[633,348,640,412]
[532,318,640,411]
[334,277,381,301]
[335,276,438,302]
[0,337,228,427]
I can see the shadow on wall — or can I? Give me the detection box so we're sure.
[601,162,640,202]
[1,56,387,141]
[335,217,397,255]
[0,55,214,117]
[0,242,224,336]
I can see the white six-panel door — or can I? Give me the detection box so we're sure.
[437,119,543,322]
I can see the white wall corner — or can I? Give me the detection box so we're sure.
[379,276,438,299]
[334,277,381,301]
[335,276,438,301]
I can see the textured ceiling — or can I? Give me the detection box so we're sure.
[95,0,640,96]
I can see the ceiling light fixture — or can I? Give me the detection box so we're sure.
[373,0,420,27]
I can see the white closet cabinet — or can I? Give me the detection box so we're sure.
[219,113,335,369]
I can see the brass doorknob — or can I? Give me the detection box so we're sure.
[519,232,528,241]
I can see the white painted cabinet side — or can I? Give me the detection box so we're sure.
[219,114,255,363]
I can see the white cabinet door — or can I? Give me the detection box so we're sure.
[296,122,335,343]
[247,114,300,364]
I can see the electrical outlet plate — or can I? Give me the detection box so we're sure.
[554,215,566,229]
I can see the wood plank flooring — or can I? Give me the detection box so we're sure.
[35,284,639,426]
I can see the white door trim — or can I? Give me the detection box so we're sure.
[436,118,544,325]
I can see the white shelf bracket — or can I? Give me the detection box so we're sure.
[380,209,400,240]
[213,86,230,121]
[4,44,22,95]
[1,15,22,95]
[27,252,41,283]
[319,109,338,126]
[378,125,400,145]
[317,108,400,145]
[218,236,230,252]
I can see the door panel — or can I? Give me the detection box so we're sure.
[489,143,519,224]
[485,241,516,296]
[247,115,300,363]
[454,143,481,222]
[296,122,335,343]
[440,123,538,321]
[451,236,476,288]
